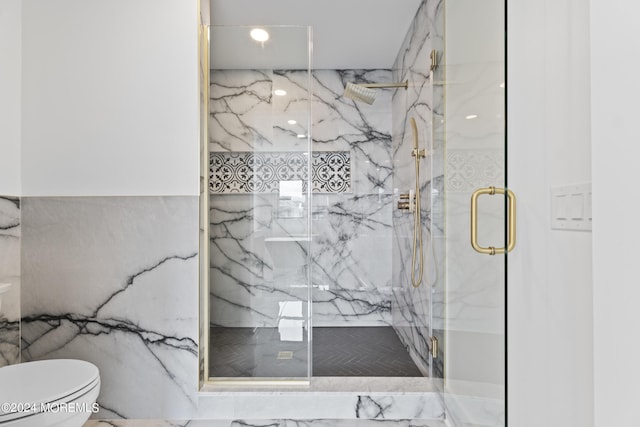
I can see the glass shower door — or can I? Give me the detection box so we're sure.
[207,25,313,382]
[441,0,508,425]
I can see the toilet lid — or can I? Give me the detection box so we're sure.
[0,359,99,413]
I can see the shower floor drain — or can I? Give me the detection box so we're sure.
[277,351,293,360]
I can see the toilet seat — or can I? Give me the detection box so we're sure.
[0,359,100,425]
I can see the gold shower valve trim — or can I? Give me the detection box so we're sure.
[470,186,517,255]
[397,193,416,211]
[412,148,426,158]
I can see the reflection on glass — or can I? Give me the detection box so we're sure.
[208,25,312,381]
[278,301,304,342]
[279,180,305,218]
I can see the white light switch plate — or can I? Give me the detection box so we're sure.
[551,183,592,231]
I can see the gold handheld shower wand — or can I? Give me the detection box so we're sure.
[410,117,425,288]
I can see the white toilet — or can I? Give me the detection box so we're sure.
[0,359,100,427]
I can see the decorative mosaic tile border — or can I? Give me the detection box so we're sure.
[210,151,351,194]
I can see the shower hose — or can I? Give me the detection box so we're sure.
[410,117,424,288]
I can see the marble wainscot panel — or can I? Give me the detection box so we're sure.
[209,69,394,327]
[21,197,199,419]
[196,377,445,420]
[0,196,20,367]
[84,379,448,422]
[391,0,445,377]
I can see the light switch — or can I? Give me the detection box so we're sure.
[570,193,584,219]
[551,183,592,231]
[556,195,568,219]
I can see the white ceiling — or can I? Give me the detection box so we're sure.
[210,0,423,70]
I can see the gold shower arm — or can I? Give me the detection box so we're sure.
[360,81,408,89]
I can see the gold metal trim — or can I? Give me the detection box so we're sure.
[507,189,517,253]
[205,379,310,388]
[430,49,438,72]
[470,187,516,255]
[430,336,438,359]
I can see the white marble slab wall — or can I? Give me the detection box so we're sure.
[0,196,20,367]
[21,197,200,419]
[209,69,394,328]
[311,69,393,326]
[391,0,445,377]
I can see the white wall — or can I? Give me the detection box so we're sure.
[21,0,200,197]
[0,0,22,196]
[591,1,640,426]
[508,0,593,427]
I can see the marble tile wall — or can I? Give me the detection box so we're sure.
[0,196,20,367]
[21,196,200,419]
[16,197,447,421]
[209,69,394,328]
[391,0,445,377]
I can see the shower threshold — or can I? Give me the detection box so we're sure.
[202,375,441,393]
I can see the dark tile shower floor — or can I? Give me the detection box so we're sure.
[210,326,423,377]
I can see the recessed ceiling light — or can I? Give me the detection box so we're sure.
[465,114,478,120]
[297,134,306,139]
[288,119,297,125]
[250,28,269,42]
[274,89,287,96]
[499,82,505,88]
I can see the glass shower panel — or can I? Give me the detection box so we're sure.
[442,0,507,425]
[207,25,312,381]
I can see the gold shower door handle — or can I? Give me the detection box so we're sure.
[470,187,516,255]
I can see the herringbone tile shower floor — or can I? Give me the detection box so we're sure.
[209,326,423,377]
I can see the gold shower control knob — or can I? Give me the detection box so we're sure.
[398,201,411,210]
[399,193,411,200]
